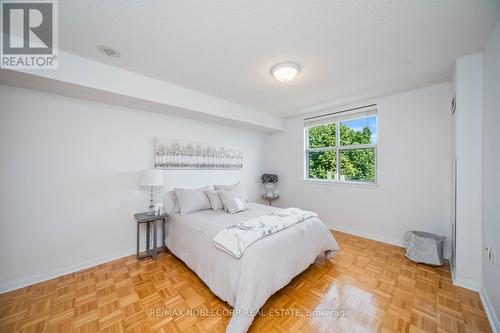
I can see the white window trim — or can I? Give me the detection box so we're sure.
[303,112,378,185]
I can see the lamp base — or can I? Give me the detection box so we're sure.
[147,187,155,215]
[147,202,155,216]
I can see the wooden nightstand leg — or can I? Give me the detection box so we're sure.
[153,220,157,260]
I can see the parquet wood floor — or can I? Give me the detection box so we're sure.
[0,231,491,333]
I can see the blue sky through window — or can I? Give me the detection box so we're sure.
[341,116,377,143]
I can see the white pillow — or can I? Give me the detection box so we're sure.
[205,190,223,210]
[174,186,212,215]
[214,182,249,202]
[219,190,250,214]
[168,191,180,213]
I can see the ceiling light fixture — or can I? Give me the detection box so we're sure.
[271,62,300,83]
[97,45,121,58]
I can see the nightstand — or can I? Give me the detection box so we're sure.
[134,212,169,260]
[262,194,279,206]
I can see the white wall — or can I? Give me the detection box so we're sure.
[0,41,283,132]
[263,83,452,254]
[0,84,267,292]
[453,52,484,290]
[482,17,500,331]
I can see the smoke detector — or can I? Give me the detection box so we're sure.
[97,45,121,58]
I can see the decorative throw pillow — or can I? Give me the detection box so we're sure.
[174,186,213,215]
[214,182,249,202]
[205,190,223,210]
[218,190,250,214]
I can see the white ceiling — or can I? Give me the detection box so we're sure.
[59,0,500,116]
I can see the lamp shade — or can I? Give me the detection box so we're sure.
[139,169,164,187]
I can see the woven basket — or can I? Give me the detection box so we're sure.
[404,231,446,266]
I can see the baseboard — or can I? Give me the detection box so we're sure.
[449,254,456,278]
[328,224,406,248]
[445,241,498,331]
[480,287,500,333]
[451,276,482,292]
[452,272,500,333]
[327,224,451,259]
[0,247,136,294]
[449,258,481,291]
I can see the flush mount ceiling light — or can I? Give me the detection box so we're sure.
[271,62,300,83]
[97,45,121,58]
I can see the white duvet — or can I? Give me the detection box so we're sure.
[165,203,340,333]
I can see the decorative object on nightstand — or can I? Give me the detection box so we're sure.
[262,173,278,196]
[139,169,164,215]
[154,202,165,215]
[261,173,279,205]
[261,193,279,206]
[134,212,169,260]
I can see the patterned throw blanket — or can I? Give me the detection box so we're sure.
[213,208,318,258]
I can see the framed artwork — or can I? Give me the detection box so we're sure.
[154,138,243,169]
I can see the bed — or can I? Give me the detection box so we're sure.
[165,202,340,333]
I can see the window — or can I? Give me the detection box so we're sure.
[304,109,377,184]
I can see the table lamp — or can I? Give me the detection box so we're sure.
[139,169,164,215]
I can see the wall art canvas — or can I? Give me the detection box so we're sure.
[154,138,243,169]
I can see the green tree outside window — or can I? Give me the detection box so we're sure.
[307,116,376,182]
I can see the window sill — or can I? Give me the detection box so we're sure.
[303,179,379,188]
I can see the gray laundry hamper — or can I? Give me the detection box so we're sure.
[404,231,446,266]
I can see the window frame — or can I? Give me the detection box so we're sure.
[304,112,378,185]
